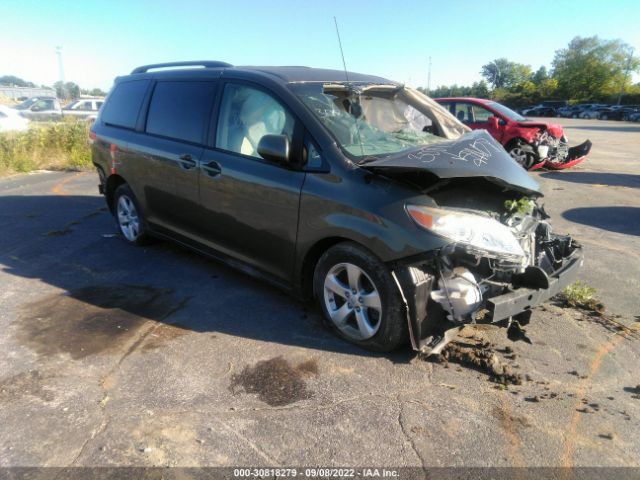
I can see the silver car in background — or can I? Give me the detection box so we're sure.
[13,97,62,121]
[62,98,104,120]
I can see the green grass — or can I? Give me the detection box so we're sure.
[559,281,604,313]
[0,119,92,176]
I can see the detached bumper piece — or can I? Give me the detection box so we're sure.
[488,247,583,321]
[545,140,592,170]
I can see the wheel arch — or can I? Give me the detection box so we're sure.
[504,136,532,151]
[105,174,127,214]
[297,236,378,300]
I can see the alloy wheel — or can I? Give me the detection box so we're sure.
[509,147,532,168]
[116,194,140,242]
[323,262,382,340]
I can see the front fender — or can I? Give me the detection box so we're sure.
[504,126,539,144]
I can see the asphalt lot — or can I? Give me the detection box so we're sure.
[0,118,639,471]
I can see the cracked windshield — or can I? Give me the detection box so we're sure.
[294,84,446,159]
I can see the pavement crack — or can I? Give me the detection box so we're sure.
[211,417,279,465]
[397,399,427,468]
[68,415,111,466]
[66,297,190,466]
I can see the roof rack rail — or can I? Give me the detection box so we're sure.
[131,61,232,74]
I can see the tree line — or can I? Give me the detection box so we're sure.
[420,36,640,107]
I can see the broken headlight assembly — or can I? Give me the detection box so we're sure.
[405,204,525,260]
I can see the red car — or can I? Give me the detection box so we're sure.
[436,97,591,170]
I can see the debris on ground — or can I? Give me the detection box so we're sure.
[507,321,532,344]
[554,289,640,341]
[427,337,523,385]
[529,392,561,401]
[491,405,531,429]
[624,385,640,399]
[577,406,596,414]
[598,432,615,440]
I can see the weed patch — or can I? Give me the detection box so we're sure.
[0,119,91,175]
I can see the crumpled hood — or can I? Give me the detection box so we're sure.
[361,129,542,196]
[516,121,563,138]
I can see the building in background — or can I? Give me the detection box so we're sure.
[0,86,57,100]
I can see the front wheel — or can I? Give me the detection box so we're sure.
[508,143,537,170]
[113,184,152,245]
[313,242,407,351]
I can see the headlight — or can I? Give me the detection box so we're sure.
[406,204,525,258]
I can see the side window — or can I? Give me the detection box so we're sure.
[146,81,216,144]
[438,101,454,116]
[101,79,150,129]
[306,141,323,170]
[452,103,471,123]
[216,83,294,159]
[402,103,432,132]
[33,99,54,111]
[471,105,493,123]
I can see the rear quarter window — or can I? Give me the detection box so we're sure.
[101,79,150,129]
[145,81,217,144]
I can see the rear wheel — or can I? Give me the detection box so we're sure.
[508,143,537,170]
[113,184,152,245]
[313,242,407,351]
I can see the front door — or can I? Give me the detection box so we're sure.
[198,82,305,282]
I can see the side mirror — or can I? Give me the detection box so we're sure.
[257,134,290,165]
[488,116,500,129]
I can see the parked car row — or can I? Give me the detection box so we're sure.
[519,102,640,121]
[8,96,104,122]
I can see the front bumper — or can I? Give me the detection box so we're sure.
[394,244,584,352]
[545,140,592,170]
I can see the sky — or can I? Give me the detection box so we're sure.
[1,0,639,92]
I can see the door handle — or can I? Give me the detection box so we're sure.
[202,160,222,177]
[178,154,197,170]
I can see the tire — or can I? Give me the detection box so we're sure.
[313,242,407,352]
[113,184,153,246]
[601,114,608,120]
[508,143,537,170]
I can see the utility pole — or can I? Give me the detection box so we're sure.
[55,46,65,99]
[427,56,432,95]
[617,47,635,106]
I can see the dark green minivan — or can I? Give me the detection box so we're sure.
[90,61,583,353]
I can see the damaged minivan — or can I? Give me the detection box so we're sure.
[91,62,583,353]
